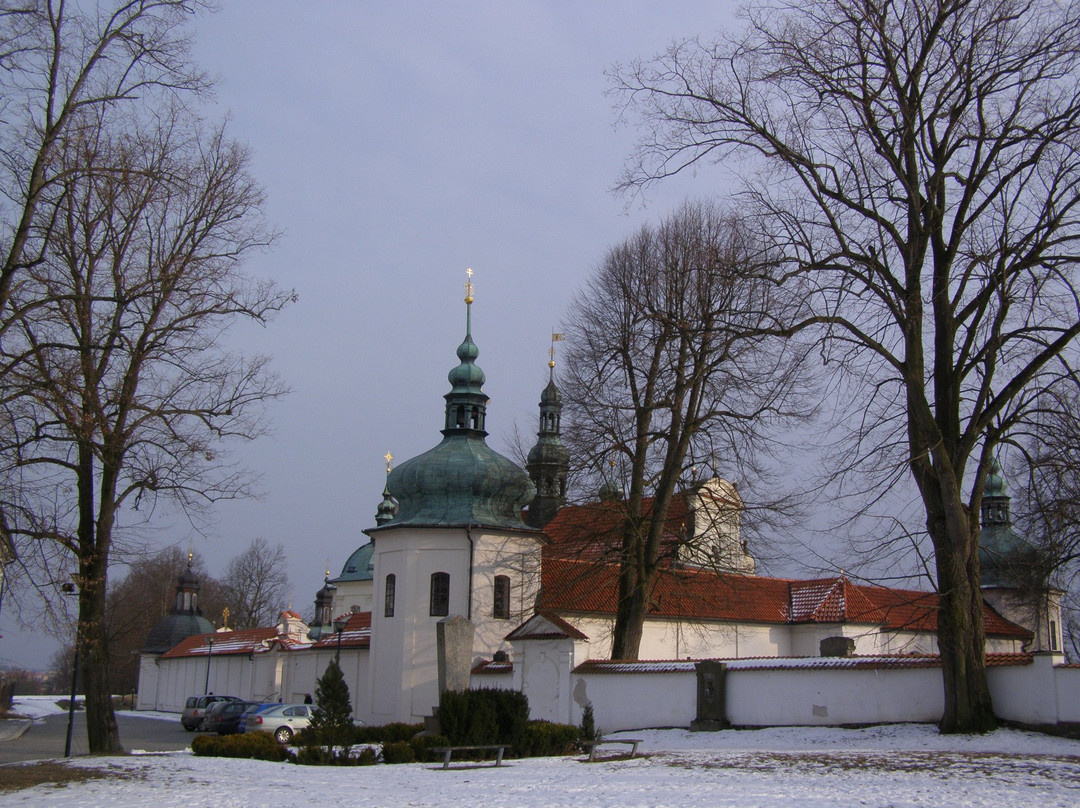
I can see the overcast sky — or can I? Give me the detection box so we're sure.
[2,1,786,669]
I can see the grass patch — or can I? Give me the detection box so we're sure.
[0,761,141,792]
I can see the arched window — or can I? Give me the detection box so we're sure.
[430,572,450,616]
[493,575,510,619]
[384,574,396,618]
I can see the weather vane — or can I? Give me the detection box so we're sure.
[464,267,474,304]
[384,451,393,474]
[549,331,564,369]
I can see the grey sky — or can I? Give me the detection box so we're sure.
[2,1,755,669]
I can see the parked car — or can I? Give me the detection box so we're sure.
[205,700,262,735]
[235,702,277,735]
[180,695,241,731]
[242,703,313,743]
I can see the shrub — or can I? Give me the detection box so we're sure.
[520,720,582,757]
[191,731,289,762]
[293,744,372,766]
[580,703,600,741]
[380,740,416,764]
[437,688,529,751]
[352,722,424,744]
[409,733,451,763]
[356,746,378,765]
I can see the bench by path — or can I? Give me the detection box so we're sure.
[431,744,510,770]
[578,738,643,762]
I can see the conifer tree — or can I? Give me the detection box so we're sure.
[309,658,353,755]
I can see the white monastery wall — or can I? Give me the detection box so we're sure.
[572,670,697,732]
[725,666,945,726]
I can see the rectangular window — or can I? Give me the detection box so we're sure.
[1050,619,1058,651]
[384,574,396,618]
[430,572,450,617]
[493,575,510,619]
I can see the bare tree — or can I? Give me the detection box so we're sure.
[0,109,290,752]
[562,200,811,659]
[104,547,223,695]
[0,0,208,324]
[220,538,290,630]
[611,0,1080,731]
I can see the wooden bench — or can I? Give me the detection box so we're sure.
[430,744,510,770]
[578,738,643,762]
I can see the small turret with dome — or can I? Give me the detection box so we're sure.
[142,554,215,654]
[377,270,535,531]
[525,335,570,528]
[979,458,1039,588]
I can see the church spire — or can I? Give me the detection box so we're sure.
[375,451,398,526]
[442,268,488,435]
[525,333,569,528]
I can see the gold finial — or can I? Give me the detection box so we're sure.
[464,267,474,304]
[384,451,394,474]
[187,551,193,565]
[549,332,564,369]
[221,606,230,629]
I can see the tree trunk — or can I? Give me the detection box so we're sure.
[80,579,123,753]
[76,440,123,754]
[928,513,997,733]
[611,571,648,660]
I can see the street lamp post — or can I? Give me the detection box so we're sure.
[333,617,348,662]
[204,636,215,694]
[61,581,78,758]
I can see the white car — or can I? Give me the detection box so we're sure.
[242,703,312,743]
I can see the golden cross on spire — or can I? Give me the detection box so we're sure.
[464,267,474,304]
[384,451,393,474]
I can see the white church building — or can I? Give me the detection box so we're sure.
[137,291,1075,731]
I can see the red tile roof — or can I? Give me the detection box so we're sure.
[161,612,374,658]
[538,558,1030,638]
[309,612,372,650]
[161,628,281,658]
[542,496,691,564]
[505,611,589,641]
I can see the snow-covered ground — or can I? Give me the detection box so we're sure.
[4,695,176,723]
[3,697,1079,807]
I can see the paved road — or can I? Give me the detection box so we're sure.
[0,712,193,764]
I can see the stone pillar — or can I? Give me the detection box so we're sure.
[437,615,475,695]
[690,660,729,731]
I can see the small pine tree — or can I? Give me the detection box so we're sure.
[580,702,599,741]
[308,658,353,755]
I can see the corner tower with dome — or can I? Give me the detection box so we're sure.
[364,272,543,724]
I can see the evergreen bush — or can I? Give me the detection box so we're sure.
[353,721,424,744]
[191,730,289,761]
[409,733,451,763]
[305,657,353,754]
[580,703,600,741]
[437,688,529,751]
[520,720,582,757]
[380,740,416,764]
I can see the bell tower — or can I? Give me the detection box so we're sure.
[525,337,570,528]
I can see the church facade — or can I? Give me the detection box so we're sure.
[137,290,1061,726]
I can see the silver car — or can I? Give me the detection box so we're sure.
[242,702,312,743]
